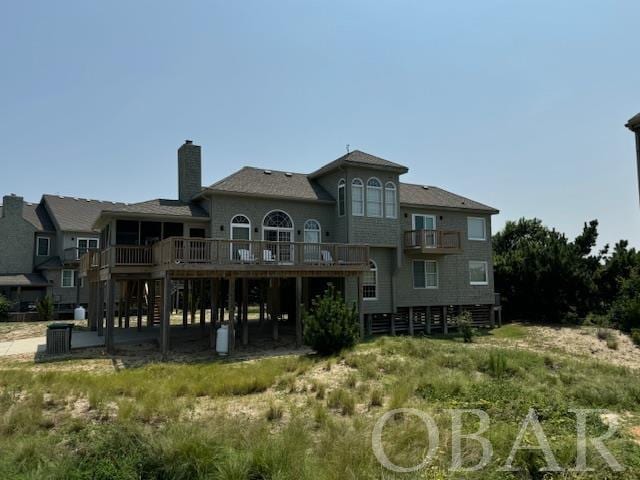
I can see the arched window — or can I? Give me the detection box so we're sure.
[363,260,377,300]
[351,178,364,216]
[303,219,321,243]
[230,214,251,261]
[366,178,382,217]
[337,179,346,217]
[384,182,397,218]
[230,215,251,241]
[263,210,294,262]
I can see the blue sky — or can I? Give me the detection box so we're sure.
[1,1,639,249]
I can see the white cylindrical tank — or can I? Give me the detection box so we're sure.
[216,325,229,355]
[74,306,86,321]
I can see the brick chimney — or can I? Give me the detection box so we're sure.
[2,194,24,218]
[178,140,202,202]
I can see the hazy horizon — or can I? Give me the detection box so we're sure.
[1,1,639,250]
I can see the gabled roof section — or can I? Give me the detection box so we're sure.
[0,273,49,287]
[400,183,499,214]
[43,195,127,233]
[308,150,408,178]
[102,199,209,218]
[626,112,640,131]
[0,201,55,232]
[204,167,334,202]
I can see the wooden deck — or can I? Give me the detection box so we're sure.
[403,229,462,255]
[79,237,370,279]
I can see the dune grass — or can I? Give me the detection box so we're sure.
[1,335,640,478]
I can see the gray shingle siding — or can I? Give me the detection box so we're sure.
[396,208,494,307]
[345,247,395,314]
[0,197,36,274]
[208,194,336,244]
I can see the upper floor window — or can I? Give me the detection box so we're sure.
[469,261,489,285]
[77,238,99,259]
[304,219,321,243]
[366,178,383,217]
[384,182,397,218]
[338,179,346,217]
[231,214,251,240]
[36,236,50,256]
[467,217,487,241]
[351,179,364,216]
[363,260,377,300]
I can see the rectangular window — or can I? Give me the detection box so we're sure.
[338,182,346,217]
[352,182,364,216]
[36,237,50,256]
[384,184,397,218]
[363,262,377,300]
[413,260,438,288]
[77,238,99,259]
[367,186,382,217]
[469,261,488,285]
[467,217,487,241]
[61,269,77,288]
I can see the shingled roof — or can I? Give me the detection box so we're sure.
[0,201,55,232]
[102,199,209,218]
[626,113,640,130]
[43,195,127,233]
[308,150,408,178]
[205,167,334,202]
[400,183,498,213]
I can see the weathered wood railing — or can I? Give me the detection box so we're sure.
[153,238,369,267]
[404,229,461,250]
[79,238,370,274]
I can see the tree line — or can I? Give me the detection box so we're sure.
[493,218,640,330]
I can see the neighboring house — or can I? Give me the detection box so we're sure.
[625,112,640,204]
[0,193,125,314]
[79,140,499,356]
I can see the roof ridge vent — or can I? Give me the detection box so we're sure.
[284,172,292,177]
[422,186,429,190]
[58,195,64,199]
[263,170,272,175]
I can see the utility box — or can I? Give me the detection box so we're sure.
[46,323,74,354]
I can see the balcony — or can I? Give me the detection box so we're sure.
[79,237,370,277]
[404,229,462,255]
[63,247,95,263]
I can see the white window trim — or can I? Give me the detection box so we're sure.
[77,237,99,259]
[230,214,252,241]
[303,219,321,243]
[413,260,439,289]
[36,236,50,256]
[351,178,364,217]
[412,213,437,230]
[61,269,76,288]
[467,217,487,241]
[469,260,489,285]
[384,181,397,219]
[337,179,346,217]
[363,260,378,301]
[366,177,383,218]
[261,209,294,240]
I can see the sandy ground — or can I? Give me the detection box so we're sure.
[0,319,89,341]
[485,324,640,370]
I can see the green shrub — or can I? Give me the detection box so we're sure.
[369,388,384,407]
[266,402,283,421]
[487,351,508,378]
[327,388,355,415]
[585,312,611,327]
[455,311,474,343]
[606,336,619,350]
[0,295,11,320]
[631,329,640,347]
[596,328,611,341]
[36,296,54,322]
[303,286,359,355]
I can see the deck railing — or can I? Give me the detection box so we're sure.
[153,238,369,267]
[79,238,369,274]
[404,229,461,250]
